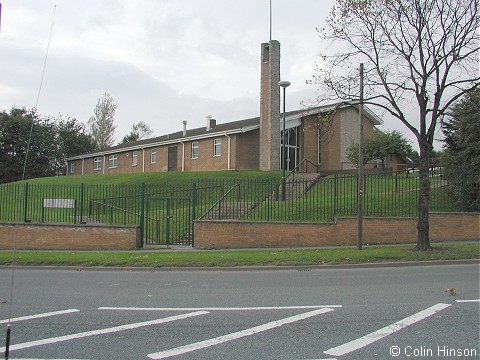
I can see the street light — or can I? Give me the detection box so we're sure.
[279,80,290,201]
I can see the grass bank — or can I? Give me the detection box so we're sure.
[0,243,478,268]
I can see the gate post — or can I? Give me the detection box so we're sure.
[139,183,145,247]
[333,175,338,221]
[166,198,171,246]
[191,182,197,247]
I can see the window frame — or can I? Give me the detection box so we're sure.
[191,142,199,159]
[150,148,157,164]
[213,138,222,157]
[93,157,102,171]
[109,154,118,168]
[132,151,138,166]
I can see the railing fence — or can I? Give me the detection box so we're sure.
[0,170,476,246]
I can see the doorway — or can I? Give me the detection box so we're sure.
[168,147,177,171]
[281,126,300,171]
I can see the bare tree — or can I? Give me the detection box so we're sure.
[88,93,117,149]
[310,0,479,250]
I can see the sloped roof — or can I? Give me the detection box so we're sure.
[67,103,383,160]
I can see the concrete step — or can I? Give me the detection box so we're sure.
[201,202,257,220]
[270,173,321,201]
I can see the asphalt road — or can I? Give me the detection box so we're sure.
[0,263,479,360]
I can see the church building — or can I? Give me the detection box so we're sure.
[66,40,383,176]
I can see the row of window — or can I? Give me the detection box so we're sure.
[89,139,222,170]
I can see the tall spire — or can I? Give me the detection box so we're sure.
[259,40,281,171]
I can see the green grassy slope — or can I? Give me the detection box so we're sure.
[21,170,282,185]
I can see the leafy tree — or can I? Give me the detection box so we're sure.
[0,108,97,182]
[88,93,117,150]
[310,0,479,250]
[54,116,96,175]
[0,108,57,182]
[0,108,32,182]
[120,121,153,144]
[346,130,413,168]
[442,89,480,211]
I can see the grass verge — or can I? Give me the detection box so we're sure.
[0,243,478,268]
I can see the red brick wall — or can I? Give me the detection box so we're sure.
[0,223,141,250]
[235,130,260,170]
[194,213,480,248]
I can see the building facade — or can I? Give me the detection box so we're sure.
[66,104,383,176]
[66,39,384,176]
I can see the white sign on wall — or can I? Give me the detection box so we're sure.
[42,198,76,209]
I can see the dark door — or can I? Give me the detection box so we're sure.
[168,147,177,171]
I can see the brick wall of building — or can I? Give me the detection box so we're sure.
[0,223,141,250]
[69,132,261,175]
[300,110,378,172]
[301,115,319,170]
[187,136,229,171]
[194,213,480,248]
[235,130,260,170]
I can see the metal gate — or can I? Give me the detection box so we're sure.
[143,197,193,246]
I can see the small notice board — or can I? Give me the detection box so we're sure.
[42,198,76,209]
[42,198,77,223]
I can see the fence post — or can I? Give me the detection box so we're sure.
[395,172,398,193]
[166,198,171,246]
[333,175,338,221]
[41,197,45,223]
[139,183,145,247]
[79,183,84,224]
[191,182,197,247]
[23,183,29,222]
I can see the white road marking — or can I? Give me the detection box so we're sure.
[324,303,451,356]
[147,307,335,359]
[0,311,209,354]
[99,305,342,311]
[0,309,80,325]
[456,299,480,302]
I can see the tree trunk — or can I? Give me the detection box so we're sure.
[416,141,433,250]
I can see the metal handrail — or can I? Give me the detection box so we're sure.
[286,158,320,181]
[199,183,240,219]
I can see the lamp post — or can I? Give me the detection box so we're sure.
[279,80,290,201]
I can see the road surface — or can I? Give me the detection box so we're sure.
[0,263,478,359]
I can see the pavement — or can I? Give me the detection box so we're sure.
[141,240,480,252]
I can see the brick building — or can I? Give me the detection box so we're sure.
[66,40,383,176]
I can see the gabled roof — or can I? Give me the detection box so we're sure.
[67,116,260,160]
[67,103,383,160]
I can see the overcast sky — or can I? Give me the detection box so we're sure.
[0,0,432,148]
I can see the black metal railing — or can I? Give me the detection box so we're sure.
[0,169,476,246]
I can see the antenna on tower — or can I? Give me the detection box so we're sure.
[269,1,272,41]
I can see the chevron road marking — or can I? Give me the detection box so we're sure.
[147,307,336,359]
[0,311,209,354]
[324,303,451,357]
[99,305,342,311]
[0,309,80,325]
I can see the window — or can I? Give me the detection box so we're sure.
[191,142,199,159]
[109,155,117,168]
[69,162,74,174]
[132,151,138,166]
[93,157,102,171]
[151,149,157,164]
[213,138,221,157]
